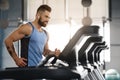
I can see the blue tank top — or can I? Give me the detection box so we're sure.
[21,22,48,67]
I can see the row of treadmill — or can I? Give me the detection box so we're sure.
[0,25,108,80]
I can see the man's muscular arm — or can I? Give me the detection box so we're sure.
[4,24,31,67]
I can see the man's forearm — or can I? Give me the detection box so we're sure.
[5,40,18,61]
[43,49,52,56]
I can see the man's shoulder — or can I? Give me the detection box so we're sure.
[19,22,32,29]
[17,22,33,36]
[42,28,49,40]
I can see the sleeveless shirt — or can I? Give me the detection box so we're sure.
[21,22,48,67]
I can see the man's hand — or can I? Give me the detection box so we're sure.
[15,57,27,67]
[55,48,61,57]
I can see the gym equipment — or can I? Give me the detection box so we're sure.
[0,25,106,80]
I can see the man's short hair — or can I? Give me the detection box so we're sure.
[37,4,52,13]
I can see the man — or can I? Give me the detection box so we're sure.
[4,4,60,67]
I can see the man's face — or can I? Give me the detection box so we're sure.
[38,11,50,27]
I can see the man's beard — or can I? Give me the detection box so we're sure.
[38,18,47,27]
